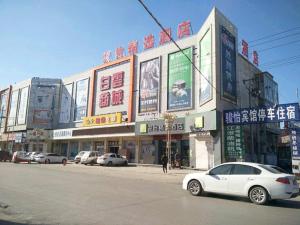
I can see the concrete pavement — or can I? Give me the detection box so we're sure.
[0,162,299,225]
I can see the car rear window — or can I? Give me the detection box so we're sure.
[259,165,283,174]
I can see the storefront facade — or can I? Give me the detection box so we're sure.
[0,8,280,169]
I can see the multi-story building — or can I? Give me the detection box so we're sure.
[0,78,61,153]
[0,8,280,169]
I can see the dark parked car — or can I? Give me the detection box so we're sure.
[0,150,12,162]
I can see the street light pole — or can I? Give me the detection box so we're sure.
[163,112,176,170]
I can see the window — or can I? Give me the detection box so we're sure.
[231,164,261,175]
[117,154,121,158]
[209,164,233,175]
[110,154,115,158]
[259,165,283,174]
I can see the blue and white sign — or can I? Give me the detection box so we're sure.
[224,103,300,125]
[291,129,300,158]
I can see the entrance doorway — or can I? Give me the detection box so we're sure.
[108,141,119,154]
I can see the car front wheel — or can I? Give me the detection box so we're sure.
[188,180,202,196]
[249,186,268,205]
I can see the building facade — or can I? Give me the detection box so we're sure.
[0,8,280,169]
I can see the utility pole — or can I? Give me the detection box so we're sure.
[243,78,260,162]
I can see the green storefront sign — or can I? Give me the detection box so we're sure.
[225,125,245,159]
[167,47,192,110]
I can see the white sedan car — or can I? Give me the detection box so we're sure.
[35,153,67,164]
[97,153,128,166]
[182,162,299,205]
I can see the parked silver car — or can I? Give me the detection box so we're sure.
[81,151,99,165]
[35,153,67,164]
[97,153,128,166]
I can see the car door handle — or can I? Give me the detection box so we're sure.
[221,177,227,180]
[248,178,255,181]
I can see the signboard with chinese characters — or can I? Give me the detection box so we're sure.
[27,129,49,141]
[139,58,160,113]
[82,112,122,127]
[8,90,19,126]
[102,20,190,63]
[94,60,132,116]
[290,129,300,158]
[74,79,89,121]
[135,118,185,135]
[224,125,245,159]
[53,129,73,140]
[167,48,192,110]
[224,103,300,125]
[59,83,73,123]
[17,86,29,125]
[199,28,212,105]
[221,26,237,102]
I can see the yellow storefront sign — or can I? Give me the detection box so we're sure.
[195,116,204,128]
[82,112,122,127]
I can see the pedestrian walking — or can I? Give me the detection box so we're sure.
[161,154,168,173]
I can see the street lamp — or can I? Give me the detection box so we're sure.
[163,112,176,170]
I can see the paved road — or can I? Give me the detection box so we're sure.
[0,163,299,225]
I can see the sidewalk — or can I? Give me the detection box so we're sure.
[59,163,201,184]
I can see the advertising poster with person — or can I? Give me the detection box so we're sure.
[167,48,192,110]
[139,58,160,113]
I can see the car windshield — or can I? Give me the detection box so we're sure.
[259,165,284,174]
[78,151,86,156]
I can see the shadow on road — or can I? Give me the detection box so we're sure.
[267,199,300,209]
[202,193,300,208]
[0,220,51,225]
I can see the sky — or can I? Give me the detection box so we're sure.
[0,0,300,104]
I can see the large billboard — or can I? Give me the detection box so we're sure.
[33,85,56,124]
[74,79,89,121]
[94,59,132,119]
[139,58,160,113]
[199,28,212,105]
[221,26,236,101]
[167,48,192,110]
[8,90,19,126]
[17,86,29,125]
[59,83,73,123]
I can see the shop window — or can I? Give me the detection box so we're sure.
[95,141,105,155]
[70,142,79,157]
[123,141,136,163]
[81,142,92,151]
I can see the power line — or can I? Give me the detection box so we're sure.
[248,26,300,44]
[264,59,300,70]
[260,54,300,66]
[257,39,300,53]
[137,0,219,94]
[250,32,300,47]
